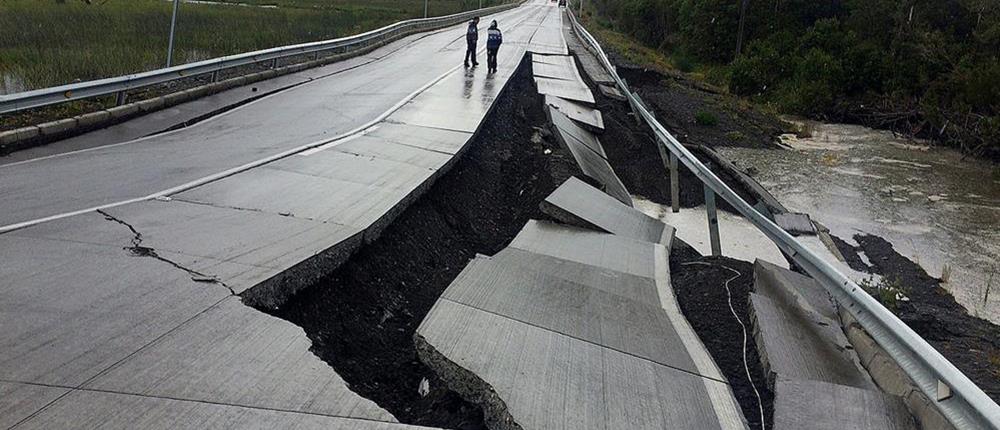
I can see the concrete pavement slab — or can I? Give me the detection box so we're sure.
[332,135,454,171]
[174,166,422,238]
[531,54,577,68]
[16,389,425,430]
[532,58,581,81]
[0,381,70,429]
[489,247,659,305]
[526,8,568,55]
[541,177,672,245]
[545,95,604,129]
[547,109,631,205]
[562,17,615,85]
[0,234,229,387]
[753,259,838,321]
[416,299,745,430]
[362,122,472,155]
[85,297,394,422]
[750,293,874,389]
[271,147,438,191]
[773,379,916,430]
[508,220,656,279]
[534,76,595,103]
[442,256,699,373]
[548,106,606,157]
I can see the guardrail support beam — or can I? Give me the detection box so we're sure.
[115,91,128,107]
[704,184,721,257]
[210,71,219,83]
[670,152,680,213]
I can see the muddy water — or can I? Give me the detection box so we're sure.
[717,119,1000,323]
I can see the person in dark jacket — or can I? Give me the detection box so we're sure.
[464,17,480,67]
[486,20,502,74]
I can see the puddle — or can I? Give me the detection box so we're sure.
[719,119,1000,323]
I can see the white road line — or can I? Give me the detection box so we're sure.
[0,5,546,235]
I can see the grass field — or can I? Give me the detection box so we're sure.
[0,0,501,94]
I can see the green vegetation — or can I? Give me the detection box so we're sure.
[860,276,909,313]
[0,0,500,92]
[581,0,1000,159]
[694,110,719,126]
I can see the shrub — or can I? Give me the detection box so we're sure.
[694,110,719,126]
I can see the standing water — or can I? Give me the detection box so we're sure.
[718,119,1000,324]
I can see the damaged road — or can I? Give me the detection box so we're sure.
[96,208,235,295]
[254,59,582,429]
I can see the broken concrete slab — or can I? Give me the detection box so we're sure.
[85,296,395,422]
[773,379,917,430]
[562,18,615,85]
[541,176,673,246]
[16,389,422,430]
[774,212,816,236]
[599,84,627,101]
[545,95,604,130]
[532,55,583,82]
[442,256,699,373]
[416,299,747,430]
[547,106,606,157]
[0,381,71,429]
[750,293,874,390]
[753,259,838,321]
[508,220,656,279]
[547,109,631,206]
[535,76,595,104]
[489,247,660,306]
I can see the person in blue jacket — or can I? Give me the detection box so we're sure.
[465,17,480,67]
[486,20,503,74]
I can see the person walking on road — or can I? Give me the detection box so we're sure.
[486,20,503,74]
[465,17,480,67]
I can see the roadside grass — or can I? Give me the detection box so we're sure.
[0,0,499,93]
[577,9,728,88]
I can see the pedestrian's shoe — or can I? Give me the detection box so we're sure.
[464,62,469,67]
[473,62,479,66]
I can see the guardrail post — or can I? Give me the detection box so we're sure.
[704,184,722,257]
[270,58,278,69]
[115,91,128,106]
[670,152,680,213]
[210,70,220,83]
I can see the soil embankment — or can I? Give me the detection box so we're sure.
[252,58,582,428]
[591,43,1000,409]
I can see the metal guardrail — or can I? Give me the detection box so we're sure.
[0,3,518,114]
[567,9,1000,430]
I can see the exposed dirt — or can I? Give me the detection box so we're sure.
[599,44,789,152]
[253,57,582,429]
[839,234,1000,403]
[575,52,770,215]
[670,239,774,430]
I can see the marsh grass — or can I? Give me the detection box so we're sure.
[0,0,498,93]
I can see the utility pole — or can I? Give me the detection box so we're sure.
[424,0,428,18]
[166,0,180,67]
[579,0,584,16]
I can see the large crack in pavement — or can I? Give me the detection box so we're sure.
[96,208,236,295]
